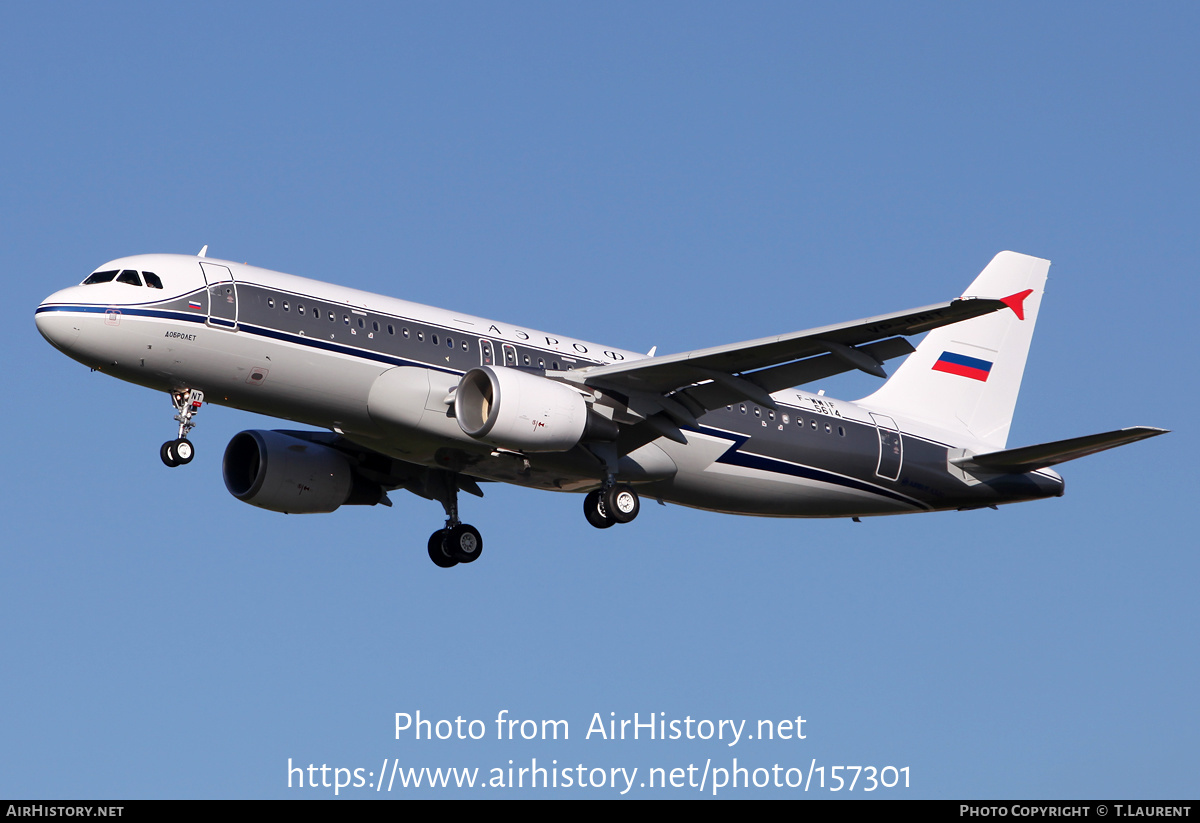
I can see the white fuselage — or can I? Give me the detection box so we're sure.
[36,253,1065,519]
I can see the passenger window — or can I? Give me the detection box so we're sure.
[116,270,142,286]
[388,324,395,335]
[373,321,379,332]
[358,318,365,329]
[82,270,118,285]
[283,301,290,311]
[268,298,275,308]
[432,334,439,345]
[143,272,163,289]
[298,304,305,315]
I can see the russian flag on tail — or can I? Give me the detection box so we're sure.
[932,351,993,382]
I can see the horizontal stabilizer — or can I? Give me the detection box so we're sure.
[952,427,1168,473]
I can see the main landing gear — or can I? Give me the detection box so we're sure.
[160,389,204,468]
[428,523,483,569]
[583,483,640,529]
[424,470,484,569]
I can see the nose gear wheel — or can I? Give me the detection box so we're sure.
[160,389,204,468]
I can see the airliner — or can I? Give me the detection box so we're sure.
[35,249,1165,567]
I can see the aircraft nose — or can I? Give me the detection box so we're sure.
[35,292,81,352]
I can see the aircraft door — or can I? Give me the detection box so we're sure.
[869,413,903,481]
[199,262,238,330]
[479,339,495,366]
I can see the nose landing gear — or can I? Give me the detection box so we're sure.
[160,389,204,468]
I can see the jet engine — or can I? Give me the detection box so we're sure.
[455,366,610,452]
[222,430,385,514]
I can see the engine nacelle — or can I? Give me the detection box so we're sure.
[222,430,384,514]
[455,366,591,452]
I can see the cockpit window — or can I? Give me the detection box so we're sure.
[81,269,163,288]
[82,270,118,285]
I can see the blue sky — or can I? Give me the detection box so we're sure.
[2,3,1194,798]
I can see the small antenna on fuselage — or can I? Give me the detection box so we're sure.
[198,245,208,258]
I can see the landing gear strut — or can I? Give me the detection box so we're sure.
[160,389,204,467]
[424,470,484,568]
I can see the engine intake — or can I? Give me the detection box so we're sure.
[223,430,384,514]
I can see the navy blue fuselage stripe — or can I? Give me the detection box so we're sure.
[689,425,928,509]
[719,449,927,508]
[37,304,206,324]
[35,303,461,375]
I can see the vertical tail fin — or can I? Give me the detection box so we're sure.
[858,251,1050,449]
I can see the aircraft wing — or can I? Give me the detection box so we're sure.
[568,296,1009,417]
